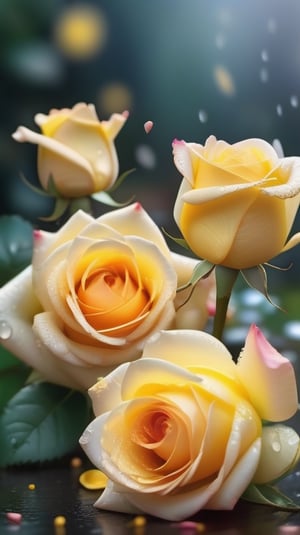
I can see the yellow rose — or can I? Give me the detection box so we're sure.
[0,204,214,390]
[173,136,300,269]
[12,102,127,197]
[80,326,299,521]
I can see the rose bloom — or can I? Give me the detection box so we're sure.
[173,136,300,269]
[12,102,127,197]
[80,326,300,521]
[0,204,214,390]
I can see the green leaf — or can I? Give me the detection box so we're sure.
[0,363,30,411]
[0,383,91,466]
[92,190,134,207]
[20,172,50,197]
[0,215,33,285]
[241,264,282,310]
[0,345,22,371]
[243,483,300,510]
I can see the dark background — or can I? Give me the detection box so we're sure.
[1,0,300,285]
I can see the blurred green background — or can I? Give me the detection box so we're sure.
[0,0,299,336]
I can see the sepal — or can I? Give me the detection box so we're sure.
[242,483,300,511]
[241,264,282,309]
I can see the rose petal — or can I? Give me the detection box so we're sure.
[253,425,300,484]
[88,363,129,415]
[260,157,300,198]
[181,177,273,204]
[33,312,141,367]
[94,480,143,515]
[12,126,94,182]
[120,358,203,401]
[0,267,78,388]
[237,325,298,421]
[33,210,93,269]
[99,203,171,257]
[207,438,261,509]
[281,231,300,253]
[79,469,108,489]
[141,330,237,380]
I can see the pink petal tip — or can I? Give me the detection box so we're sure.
[144,120,154,134]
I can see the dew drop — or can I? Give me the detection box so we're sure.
[0,320,12,340]
[276,104,283,116]
[198,110,208,123]
[261,49,269,62]
[290,95,299,108]
[271,440,281,453]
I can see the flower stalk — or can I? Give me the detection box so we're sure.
[213,265,239,341]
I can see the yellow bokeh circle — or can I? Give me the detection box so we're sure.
[98,82,133,115]
[54,5,108,59]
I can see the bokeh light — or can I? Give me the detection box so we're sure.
[98,82,133,115]
[53,4,107,60]
[213,65,236,96]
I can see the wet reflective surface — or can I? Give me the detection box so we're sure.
[1,288,300,535]
[1,461,300,535]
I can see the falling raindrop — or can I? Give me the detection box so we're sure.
[276,104,283,116]
[0,320,12,340]
[267,18,277,34]
[198,110,208,123]
[260,67,269,83]
[290,95,299,108]
[261,49,269,62]
[272,138,284,157]
[215,33,226,49]
[134,144,156,170]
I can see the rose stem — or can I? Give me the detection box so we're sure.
[212,266,239,341]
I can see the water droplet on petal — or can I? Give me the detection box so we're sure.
[198,110,208,123]
[290,95,299,108]
[276,104,283,116]
[271,440,281,453]
[0,320,12,340]
[261,49,269,62]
